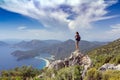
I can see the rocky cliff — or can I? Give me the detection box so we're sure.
[47,50,92,78]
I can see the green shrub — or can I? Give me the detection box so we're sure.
[102,70,120,80]
[85,68,102,80]
[55,65,83,80]
[0,66,42,80]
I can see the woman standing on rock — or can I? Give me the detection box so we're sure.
[75,32,81,50]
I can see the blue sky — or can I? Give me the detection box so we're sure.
[0,0,120,41]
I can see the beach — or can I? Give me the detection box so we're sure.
[35,57,50,67]
[40,58,50,67]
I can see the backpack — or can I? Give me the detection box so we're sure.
[76,35,81,41]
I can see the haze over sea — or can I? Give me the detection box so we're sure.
[0,46,47,70]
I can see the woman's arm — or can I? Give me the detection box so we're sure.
[75,35,77,39]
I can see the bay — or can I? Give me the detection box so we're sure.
[0,46,46,70]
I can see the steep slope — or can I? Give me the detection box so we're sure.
[88,38,120,68]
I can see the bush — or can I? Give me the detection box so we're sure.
[42,65,83,80]
[102,70,120,80]
[55,65,83,80]
[0,66,42,80]
[85,68,102,80]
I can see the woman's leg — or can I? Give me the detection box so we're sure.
[76,41,79,50]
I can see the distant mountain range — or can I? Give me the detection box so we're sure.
[13,40,62,49]
[0,41,9,46]
[11,39,108,60]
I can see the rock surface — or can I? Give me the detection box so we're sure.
[99,63,120,71]
[48,50,92,77]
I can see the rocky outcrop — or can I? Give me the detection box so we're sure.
[48,50,92,78]
[48,60,65,70]
[99,63,120,71]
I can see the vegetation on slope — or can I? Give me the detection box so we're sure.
[0,65,83,80]
[1,65,120,80]
[0,66,42,80]
[41,65,83,80]
[84,68,120,80]
[88,38,120,68]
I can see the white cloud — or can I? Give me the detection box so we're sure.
[0,0,119,41]
[107,24,120,37]
[18,26,27,30]
[111,24,120,29]
[87,24,120,41]
[0,0,118,31]
[68,0,118,30]
[101,24,120,41]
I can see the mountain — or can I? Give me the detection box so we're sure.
[39,39,75,59]
[38,39,105,59]
[0,41,9,46]
[43,40,62,45]
[80,40,108,53]
[91,41,108,45]
[13,40,62,49]
[88,38,120,68]
[11,39,107,60]
[13,40,49,49]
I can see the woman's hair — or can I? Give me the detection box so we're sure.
[76,32,79,34]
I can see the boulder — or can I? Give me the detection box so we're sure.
[48,60,65,70]
[99,63,120,71]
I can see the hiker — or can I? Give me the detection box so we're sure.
[75,32,81,50]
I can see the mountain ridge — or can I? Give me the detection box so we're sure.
[11,39,107,60]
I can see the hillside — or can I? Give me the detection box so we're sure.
[88,38,120,68]
[11,39,106,60]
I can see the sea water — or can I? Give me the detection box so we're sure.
[0,46,48,70]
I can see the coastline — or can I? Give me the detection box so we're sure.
[40,58,50,67]
[35,57,50,67]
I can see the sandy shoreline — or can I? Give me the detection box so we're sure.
[35,57,50,67]
[40,58,50,67]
